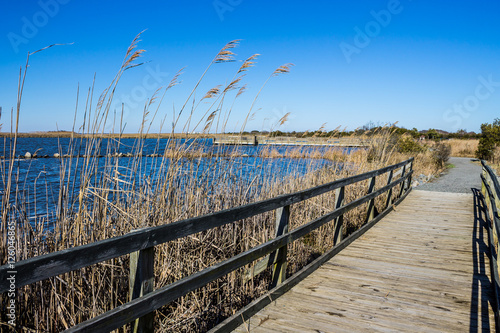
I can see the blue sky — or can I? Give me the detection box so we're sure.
[1,0,499,133]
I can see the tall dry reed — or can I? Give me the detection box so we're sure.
[446,138,478,157]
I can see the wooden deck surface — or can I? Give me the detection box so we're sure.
[235,190,495,332]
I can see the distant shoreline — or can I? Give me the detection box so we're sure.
[0,132,216,139]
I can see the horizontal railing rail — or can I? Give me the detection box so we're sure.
[480,160,500,330]
[1,157,414,332]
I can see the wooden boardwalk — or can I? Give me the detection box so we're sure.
[212,136,368,147]
[235,190,496,332]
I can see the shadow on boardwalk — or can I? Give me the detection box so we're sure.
[229,190,496,332]
[472,187,496,332]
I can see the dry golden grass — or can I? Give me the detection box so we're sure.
[0,35,442,332]
[447,139,478,157]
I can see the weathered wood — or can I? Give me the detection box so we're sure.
[242,182,384,283]
[0,158,414,293]
[242,254,277,283]
[333,186,345,245]
[64,171,413,332]
[480,185,500,331]
[398,165,407,198]
[243,207,291,284]
[364,176,377,223]
[393,167,403,178]
[482,160,500,200]
[270,206,289,288]
[405,160,413,191]
[481,163,500,329]
[385,170,394,209]
[129,246,154,333]
[210,187,412,333]
[481,174,500,236]
[230,190,495,332]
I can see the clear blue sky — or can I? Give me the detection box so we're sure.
[1,0,499,133]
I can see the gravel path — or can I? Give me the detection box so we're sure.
[417,157,482,193]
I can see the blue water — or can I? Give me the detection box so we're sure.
[0,137,346,159]
[0,137,349,225]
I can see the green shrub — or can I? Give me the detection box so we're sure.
[397,136,425,154]
[433,142,451,168]
[476,119,500,161]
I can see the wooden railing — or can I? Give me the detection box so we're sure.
[0,158,414,332]
[481,160,500,329]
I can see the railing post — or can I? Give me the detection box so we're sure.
[270,205,289,288]
[482,161,500,217]
[398,165,407,198]
[129,238,155,333]
[385,170,394,209]
[365,176,377,223]
[405,160,413,191]
[333,186,345,245]
[482,166,487,197]
[488,174,499,255]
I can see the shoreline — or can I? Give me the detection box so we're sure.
[0,132,214,139]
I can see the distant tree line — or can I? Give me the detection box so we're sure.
[237,126,480,140]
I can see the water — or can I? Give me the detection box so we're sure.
[1,137,349,225]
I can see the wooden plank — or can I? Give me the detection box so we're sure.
[482,160,500,200]
[270,206,289,288]
[385,170,394,209]
[333,186,345,245]
[480,166,500,330]
[243,207,291,283]
[242,254,277,283]
[277,292,473,330]
[364,176,377,223]
[129,246,154,333]
[397,164,407,198]
[292,269,485,314]
[291,269,482,311]
[287,288,489,326]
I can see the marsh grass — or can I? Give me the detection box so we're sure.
[0,35,440,332]
[447,138,479,157]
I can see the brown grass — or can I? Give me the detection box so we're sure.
[490,148,500,174]
[0,35,441,332]
[446,139,478,157]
